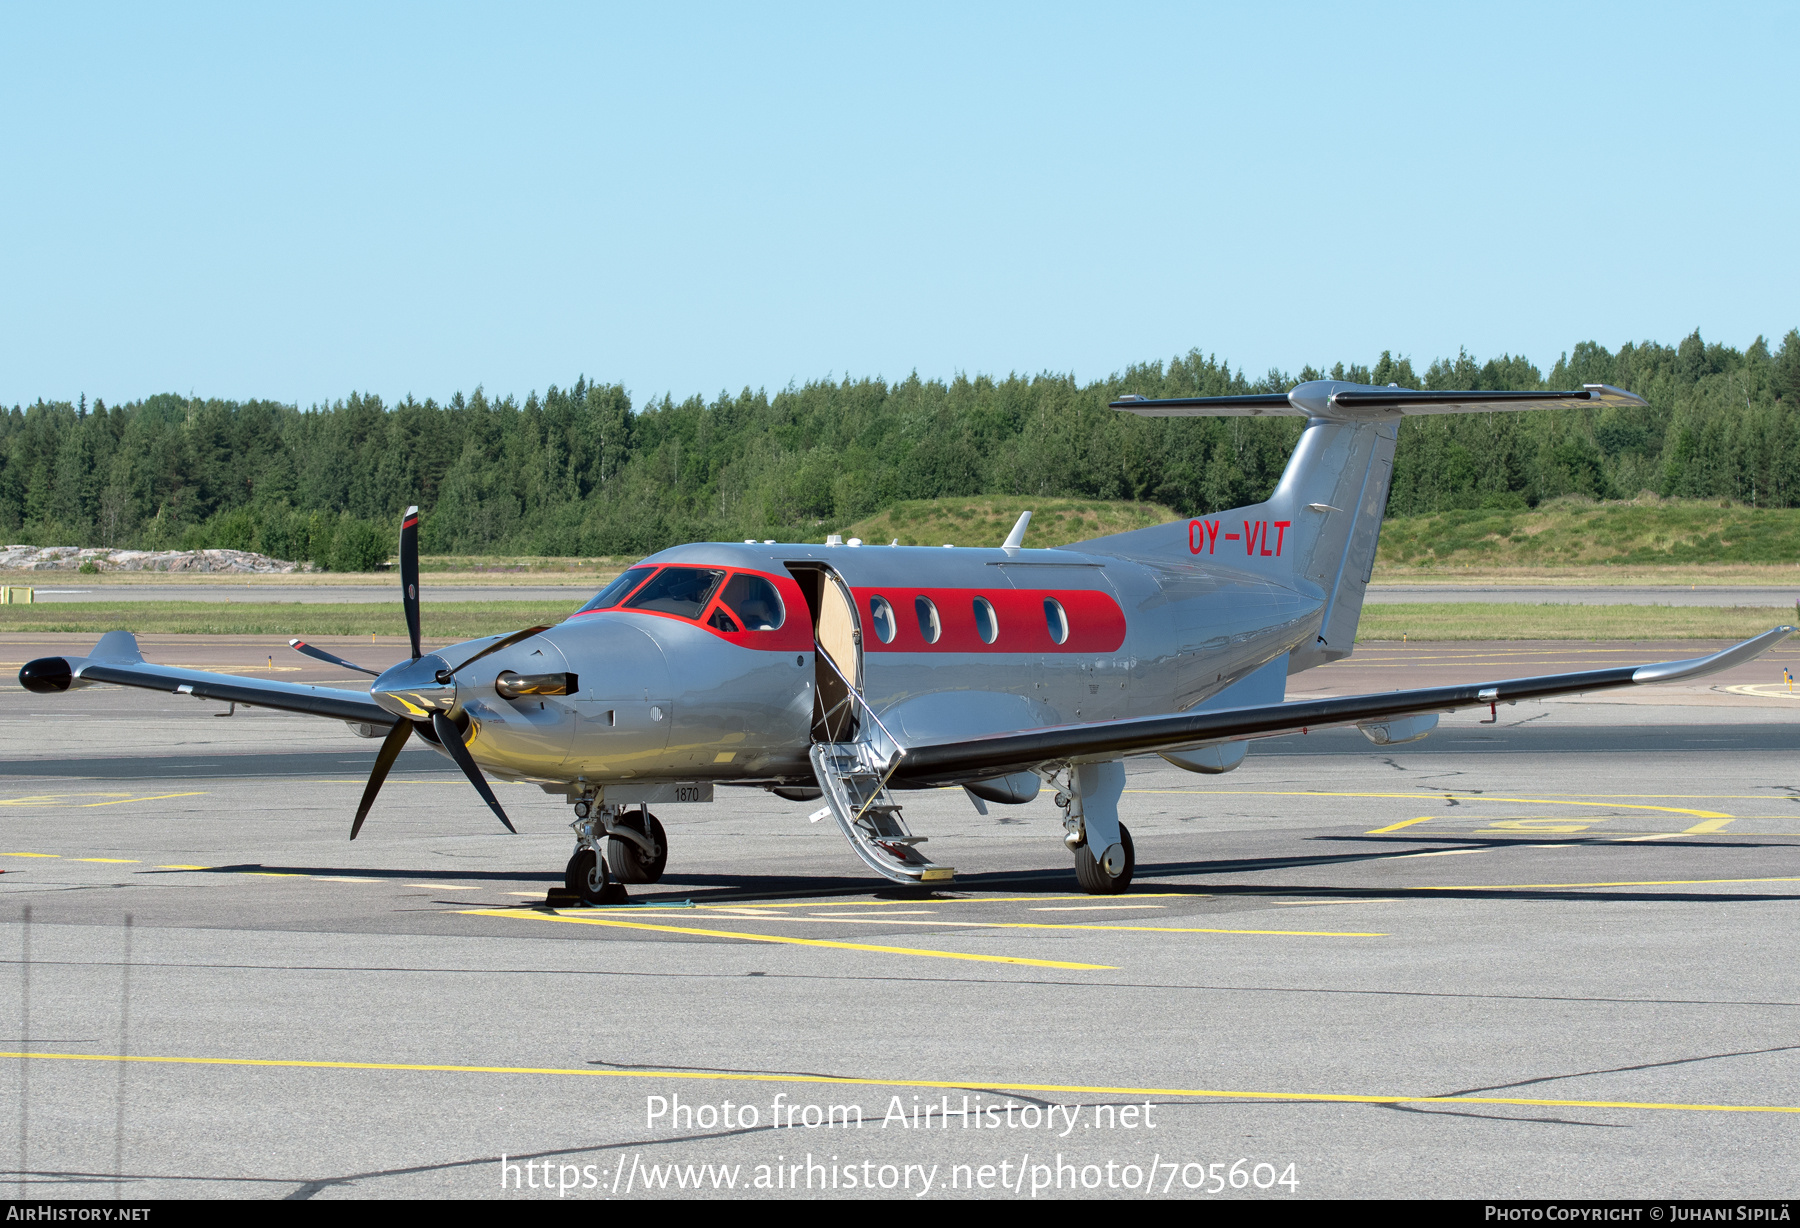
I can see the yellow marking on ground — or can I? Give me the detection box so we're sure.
[464,909,1118,970]
[0,1050,1791,1116]
[80,792,207,808]
[1367,816,1435,834]
[1134,790,1734,819]
[1,852,58,858]
[72,858,138,863]
[809,910,937,916]
[713,752,735,763]
[1431,876,1800,892]
[695,893,1191,910]
[1684,818,1734,834]
[556,911,1381,938]
[1723,684,1800,700]
[506,892,543,898]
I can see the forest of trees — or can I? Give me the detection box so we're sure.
[3,329,1797,568]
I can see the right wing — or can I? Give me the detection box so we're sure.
[890,626,1794,787]
[1112,380,1646,420]
[19,631,395,727]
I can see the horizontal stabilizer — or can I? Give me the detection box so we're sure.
[1113,380,1646,421]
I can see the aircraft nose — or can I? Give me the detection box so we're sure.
[370,653,458,720]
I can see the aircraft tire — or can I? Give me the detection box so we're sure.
[1073,822,1134,894]
[564,847,618,906]
[610,811,668,884]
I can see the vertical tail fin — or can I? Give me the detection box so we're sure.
[1086,379,1646,669]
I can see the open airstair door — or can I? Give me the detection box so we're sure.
[787,561,952,885]
[786,563,863,742]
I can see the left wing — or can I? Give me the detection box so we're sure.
[19,631,395,727]
[890,627,1795,787]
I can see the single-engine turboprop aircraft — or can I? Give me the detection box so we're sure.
[20,381,1796,900]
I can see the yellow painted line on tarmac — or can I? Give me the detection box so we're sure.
[82,792,207,808]
[0,1050,1792,1116]
[1429,875,1800,892]
[1684,818,1735,834]
[1368,816,1435,834]
[1,852,58,858]
[695,894,1191,910]
[462,908,1118,970]
[508,910,1382,939]
[1135,790,1735,819]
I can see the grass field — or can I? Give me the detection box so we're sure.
[0,601,580,637]
[1378,498,1800,570]
[1356,602,1797,641]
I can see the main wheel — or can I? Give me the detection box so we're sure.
[564,847,612,905]
[1073,822,1134,894]
[609,810,668,884]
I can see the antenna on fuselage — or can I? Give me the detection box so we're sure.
[1002,510,1032,549]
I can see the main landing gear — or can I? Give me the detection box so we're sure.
[1051,761,1136,895]
[567,798,667,905]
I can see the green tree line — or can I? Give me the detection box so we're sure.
[3,330,1797,567]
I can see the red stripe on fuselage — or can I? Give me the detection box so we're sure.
[852,586,1125,654]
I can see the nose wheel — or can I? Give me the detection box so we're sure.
[610,810,668,884]
[564,847,624,906]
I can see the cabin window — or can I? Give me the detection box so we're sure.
[869,595,896,644]
[622,567,726,620]
[718,572,785,630]
[915,595,941,644]
[1043,597,1068,645]
[973,596,998,644]
[578,566,655,614]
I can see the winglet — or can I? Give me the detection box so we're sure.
[88,630,144,664]
[1002,510,1032,549]
[1630,625,1796,684]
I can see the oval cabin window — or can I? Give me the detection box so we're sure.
[973,597,998,645]
[915,596,941,644]
[1043,597,1068,645]
[869,596,896,644]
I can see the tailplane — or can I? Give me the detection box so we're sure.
[1080,379,1645,670]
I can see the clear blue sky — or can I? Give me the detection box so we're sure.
[3,2,1794,410]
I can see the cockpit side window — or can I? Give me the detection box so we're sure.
[577,565,656,614]
[718,573,785,631]
[622,566,727,619]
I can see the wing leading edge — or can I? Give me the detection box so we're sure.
[19,631,393,727]
[889,627,1795,787]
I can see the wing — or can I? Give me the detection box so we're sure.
[889,627,1794,787]
[19,631,395,727]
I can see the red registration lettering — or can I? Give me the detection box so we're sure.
[1272,520,1290,555]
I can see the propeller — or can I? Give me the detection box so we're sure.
[400,505,422,661]
[434,624,553,683]
[344,504,538,840]
[288,638,380,677]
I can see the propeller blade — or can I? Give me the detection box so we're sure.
[400,505,422,661]
[289,638,381,677]
[431,711,516,834]
[350,718,413,840]
[437,625,553,682]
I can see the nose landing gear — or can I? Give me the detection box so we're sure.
[568,797,667,903]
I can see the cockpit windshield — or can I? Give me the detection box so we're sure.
[576,566,655,614]
[621,567,726,619]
